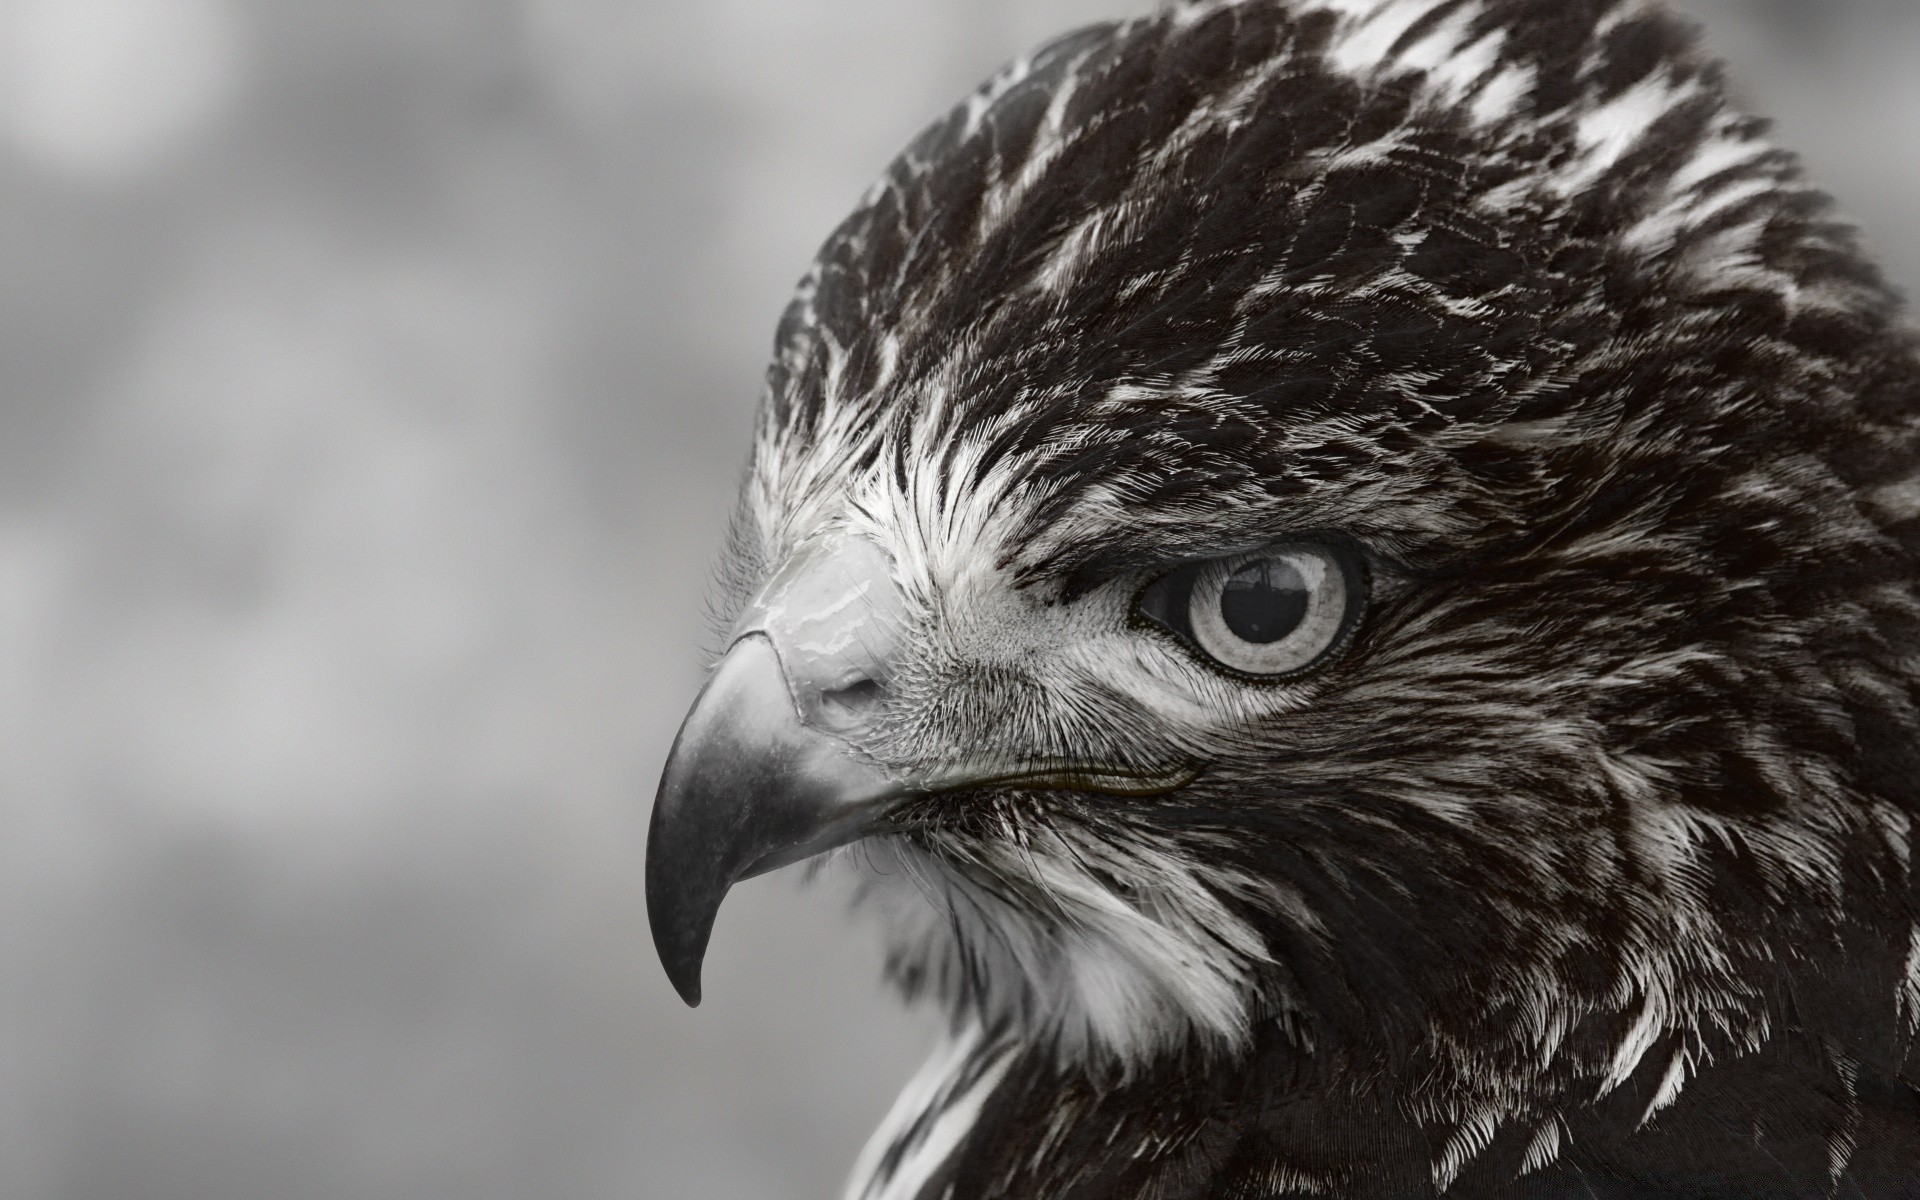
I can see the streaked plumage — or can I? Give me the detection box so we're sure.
[649,1,1920,1196]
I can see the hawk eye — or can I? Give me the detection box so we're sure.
[1136,543,1364,679]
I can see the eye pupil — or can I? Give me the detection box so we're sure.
[1219,559,1309,644]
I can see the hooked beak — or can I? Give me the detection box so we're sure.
[645,631,906,1005]
[647,537,909,1006]
[645,536,1198,1007]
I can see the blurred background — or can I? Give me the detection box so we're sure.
[0,0,1914,1197]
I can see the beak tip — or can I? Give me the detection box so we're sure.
[649,906,714,1008]
[645,862,721,1011]
[669,968,703,1008]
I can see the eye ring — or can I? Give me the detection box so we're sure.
[1135,542,1367,680]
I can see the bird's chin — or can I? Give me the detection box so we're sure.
[839,826,1276,1076]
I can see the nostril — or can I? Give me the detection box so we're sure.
[816,677,885,729]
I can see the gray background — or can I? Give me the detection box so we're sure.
[0,1,1914,1197]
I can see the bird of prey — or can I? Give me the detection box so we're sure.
[646,0,1920,1195]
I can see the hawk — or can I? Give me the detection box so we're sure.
[646,0,1920,1195]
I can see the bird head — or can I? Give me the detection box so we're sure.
[648,0,1920,1122]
